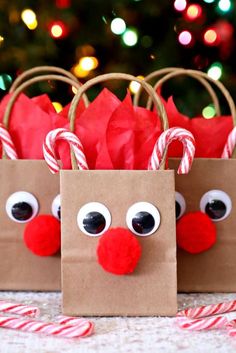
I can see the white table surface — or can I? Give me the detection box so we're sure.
[0,292,236,353]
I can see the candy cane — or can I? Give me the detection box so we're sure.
[0,315,94,339]
[149,127,195,174]
[0,300,39,318]
[0,124,18,160]
[221,126,236,159]
[177,300,236,331]
[56,315,91,327]
[43,128,88,174]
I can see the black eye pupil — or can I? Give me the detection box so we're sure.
[83,211,106,234]
[132,211,155,234]
[175,201,181,219]
[57,206,61,220]
[11,202,33,221]
[205,200,226,219]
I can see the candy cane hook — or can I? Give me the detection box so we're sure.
[43,128,88,173]
[149,127,195,174]
[221,126,236,159]
[0,124,18,160]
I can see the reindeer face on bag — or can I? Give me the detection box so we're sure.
[44,124,195,316]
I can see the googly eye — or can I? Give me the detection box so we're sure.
[200,190,232,222]
[51,194,61,220]
[77,202,111,236]
[175,192,186,220]
[126,202,160,236]
[6,191,39,223]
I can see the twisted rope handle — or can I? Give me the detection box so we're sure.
[68,72,169,170]
[133,67,221,116]
[9,66,79,92]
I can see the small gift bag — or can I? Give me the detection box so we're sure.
[44,73,195,316]
[0,67,86,291]
[140,68,236,292]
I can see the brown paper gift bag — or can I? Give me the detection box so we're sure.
[45,73,195,316]
[144,68,236,292]
[0,67,84,291]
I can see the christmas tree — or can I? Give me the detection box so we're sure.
[0,0,235,116]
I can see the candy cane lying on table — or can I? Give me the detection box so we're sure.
[43,128,88,174]
[148,127,195,174]
[221,126,236,159]
[177,300,236,331]
[0,316,94,339]
[56,315,91,327]
[0,124,18,160]
[0,300,39,318]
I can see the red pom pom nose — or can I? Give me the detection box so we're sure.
[97,228,142,275]
[176,211,217,254]
[24,215,61,256]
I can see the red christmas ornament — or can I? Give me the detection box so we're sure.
[97,228,142,275]
[176,211,217,254]
[24,215,61,256]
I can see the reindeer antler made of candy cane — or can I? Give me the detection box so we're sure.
[43,128,88,173]
[221,126,236,159]
[0,124,18,160]
[149,127,195,174]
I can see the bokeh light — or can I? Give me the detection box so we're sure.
[129,76,144,94]
[186,4,202,20]
[203,29,218,45]
[0,36,4,46]
[49,21,68,39]
[178,31,192,45]
[52,102,63,113]
[203,0,215,2]
[202,105,216,119]
[0,74,12,90]
[21,9,38,30]
[207,62,223,80]
[80,57,99,71]
[122,29,138,46]
[111,18,126,35]
[218,0,231,12]
[174,0,187,12]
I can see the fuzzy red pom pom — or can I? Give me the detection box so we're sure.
[176,211,217,254]
[24,215,61,256]
[97,228,142,275]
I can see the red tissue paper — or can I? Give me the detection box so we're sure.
[0,93,85,166]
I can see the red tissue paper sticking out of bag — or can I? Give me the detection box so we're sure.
[72,89,161,170]
[162,97,233,158]
[0,93,85,166]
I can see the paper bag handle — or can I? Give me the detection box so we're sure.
[3,74,89,130]
[133,67,221,116]
[68,73,169,170]
[146,69,236,126]
[9,66,79,93]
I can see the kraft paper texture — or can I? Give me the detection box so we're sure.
[0,160,61,291]
[61,170,177,316]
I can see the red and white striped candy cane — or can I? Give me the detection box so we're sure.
[0,300,39,318]
[221,126,236,159]
[177,300,236,331]
[0,124,18,160]
[149,127,195,174]
[0,315,94,339]
[56,315,91,327]
[43,128,88,174]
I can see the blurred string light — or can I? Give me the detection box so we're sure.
[186,4,202,20]
[202,104,216,119]
[203,0,215,3]
[72,56,99,78]
[55,0,71,8]
[174,0,187,12]
[110,18,126,35]
[203,28,218,45]
[178,30,192,45]
[122,28,138,46]
[218,0,232,12]
[0,36,4,46]
[207,62,223,80]
[129,76,144,94]
[49,21,68,39]
[21,9,38,30]
[52,102,63,113]
[0,74,12,90]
